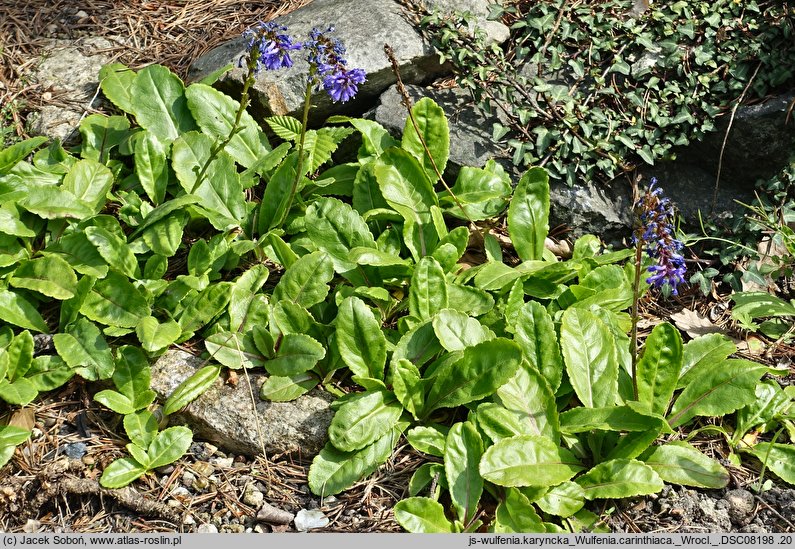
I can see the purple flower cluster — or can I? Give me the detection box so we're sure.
[242,22,301,73]
[633,177,687,294]
[241,23,366,103]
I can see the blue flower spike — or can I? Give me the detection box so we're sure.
[633,177,687,295]
[304,26,367,103]
[242,21,301,73]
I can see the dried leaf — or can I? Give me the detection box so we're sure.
[670,308,724,339]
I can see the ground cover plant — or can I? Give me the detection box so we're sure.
[0,11,794,533]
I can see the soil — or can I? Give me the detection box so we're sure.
[1,0,794,535]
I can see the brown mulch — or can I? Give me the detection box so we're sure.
[0,0,312,142]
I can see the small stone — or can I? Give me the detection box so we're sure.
[256,501,294,525]
[31,428,43,439]
[182,471,196,487]
[183,515,195,526]
[62,442,87,459]
[23,519,41,533]
[81,455,95,466]
[253,525,264,533]
[75,10,89,18]
[243,486,264,508]
[212,457,234,468]
[725,489,756,526]
[170,486,191,499]
[156,465,175,475]
[190,461,214,477]
[221,524,245,533]
[294,509,329,531]
[167,499,182,508]
[193,477,210,491]
[197,524,218,533]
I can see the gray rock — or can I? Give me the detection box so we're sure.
[61,442,87,459]
[196,523,218,533]
[256,501,294,525]
[725,489,756,527]
[294,509,329,531]
[188,0,509,124]
[29,37,115,143]
[150,350,333,457]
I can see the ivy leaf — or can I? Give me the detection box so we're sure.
[576,459,664,499]
[480,435,584,487]
[508,167,550,261]
[393,497,454,533]
[335,296,386,380]
[328,390,403,452]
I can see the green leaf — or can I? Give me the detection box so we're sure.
[749,443,795,485]
[642,441,729,488]
[494,488,545,533]
[266,116,302,141]
[508,167,550,261]
[177,282,232,335]
[422,339,522,416]
[305,197,377,273]
[443,166,511,221]
[561,308,618,408]
[349,119,398,158]
[409,256,448,321]
[53,318,114,380]
[0,289,48,332]
[204,331,266,370]
[113,346,155,408]
[636,322,682,415]
[734,381,790,444]
[432,309,492,352]
[480,435,584,487]
[99,63,137,114]
[260,372,318,402]
[84,226,138,278]
[336,296,386,380]
[258,152,300,233]
[444,421,484,523]
[163,364,221,416]
[186,83,267,168]
[393,497,454,533]
[141,212,186,257]
[5,330,33,382]
[0,425,32,447]
[124,410,159,448]
[62,158,114,215]
[373,148,438,254]
[45,232,108,278]
[136,316,181,354]
[146,426,192,469]
[406,425,447,457]
[0,208,35,238]
[229,264,270,332]
[496,362,560,442]
[401,97,449,182]
[9,255,78,300]
[25,355,74,391]
[389,359,424,418]
[126,443,151,469]
[78,114,130,164]
[130,64,195,143]
[18,187,92,220]
[0,378,38,405]
[265,333,326,376]
[328,389,403,452]
[99,457,148,488]
[272,251,334,308]
[0,137,48,174]
[560,405,663,433]
[513,301,564,392]
[678,333,736,388]
[93,389,135,415]
[667,359,768,428]
[576,459,664,499]
[80,271,150,328]
[308,427,401,496]
[536,481,585,518]
[134,130,169,205]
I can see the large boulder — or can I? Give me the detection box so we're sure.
[150,350,333,457]
[187,0,509,124]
